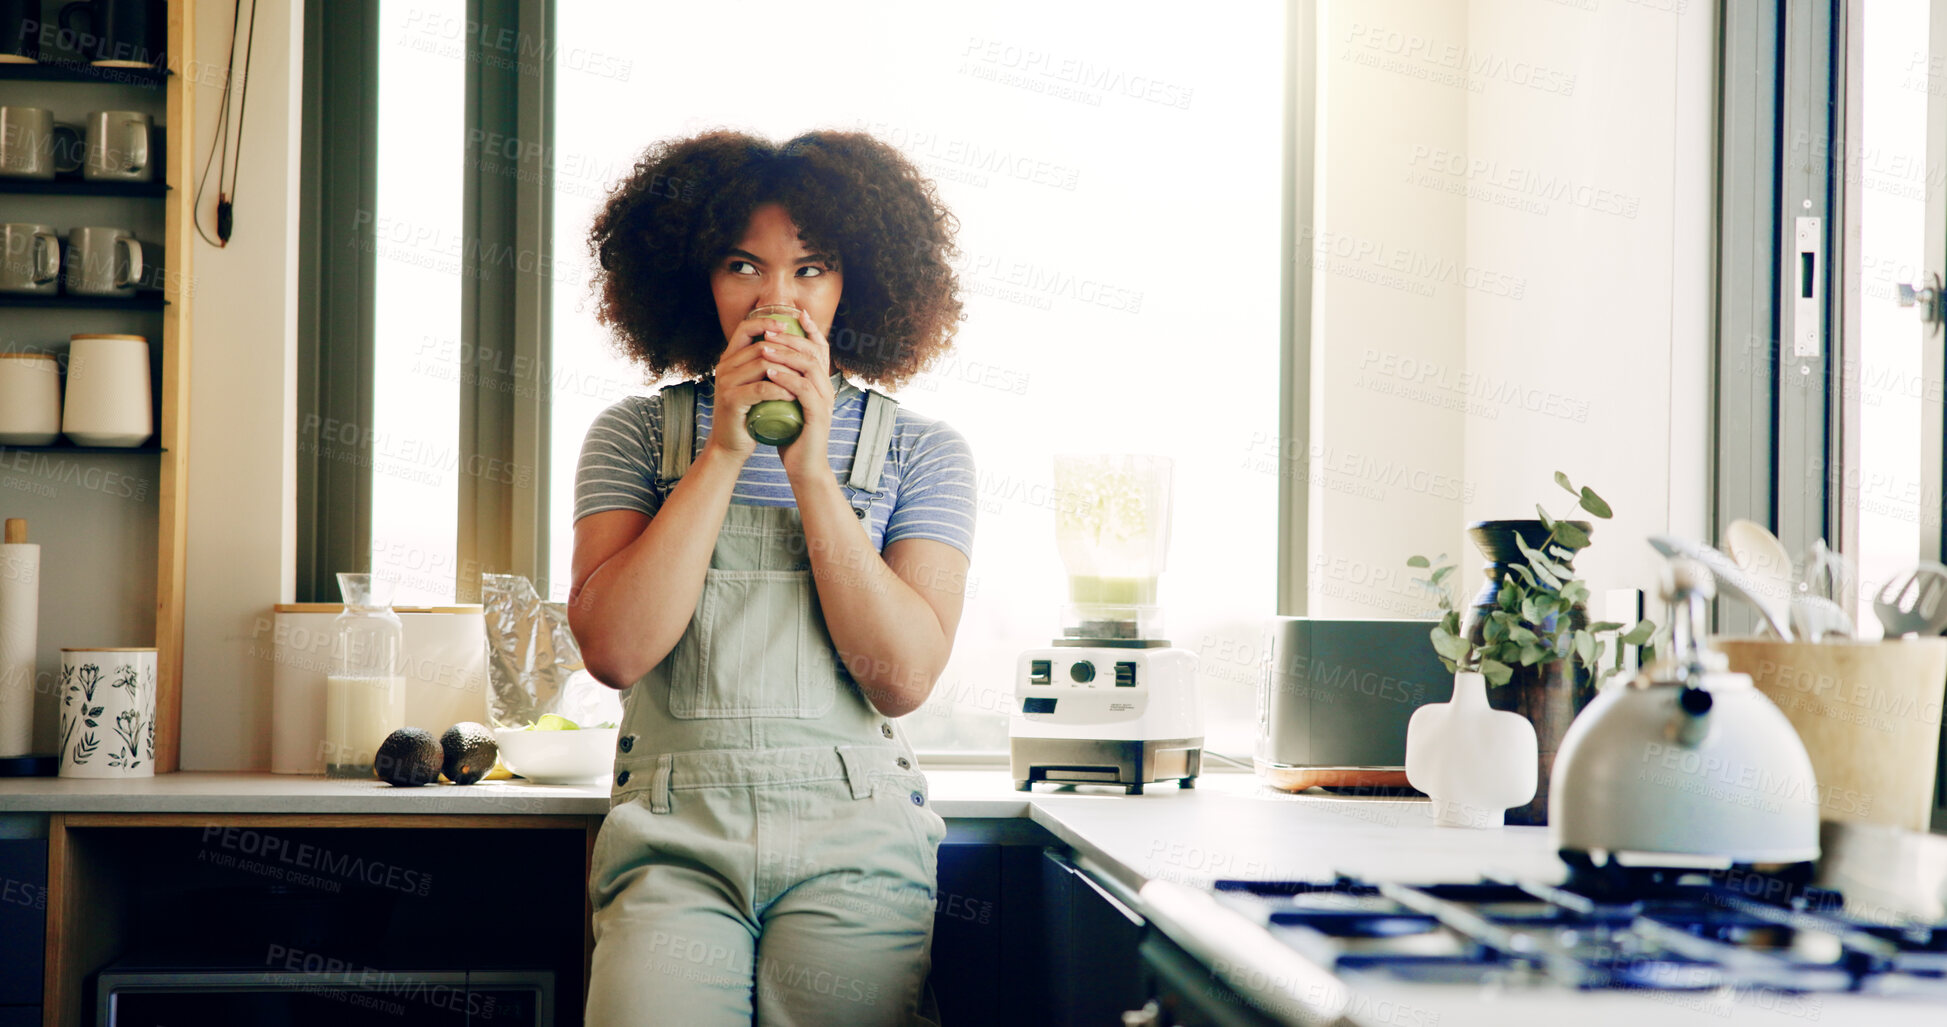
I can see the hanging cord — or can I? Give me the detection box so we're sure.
[192,0,259,247]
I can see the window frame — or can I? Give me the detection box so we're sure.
[456,0,555,603]
[296,0,380,604]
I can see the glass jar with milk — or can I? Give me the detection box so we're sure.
[325,573,405,778]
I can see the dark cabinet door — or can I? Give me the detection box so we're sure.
[1041,849,1145,1027]
[1139,931,1284,1027]
[0,839,46,1007]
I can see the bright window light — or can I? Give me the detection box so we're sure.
[545,1,1285,753]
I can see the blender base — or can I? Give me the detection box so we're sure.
[1011,736,1202,795]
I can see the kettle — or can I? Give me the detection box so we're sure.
[1550,555,1820,866]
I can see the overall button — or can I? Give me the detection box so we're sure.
[854,506,869,519]
[910,791,924,806]
[880,723,894,739]
[896,757,911,769]
[618,735,634,754]
[615,769,631,787]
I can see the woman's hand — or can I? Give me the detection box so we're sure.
[756,308,837,483]
[702,311,803,461]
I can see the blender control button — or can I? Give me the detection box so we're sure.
[1115,662,1137,687]
[897,757,911,769]
[881,723,895,739]
[1070,661,1096,684]
[1030,660,1052,684]
[615,769,631,787]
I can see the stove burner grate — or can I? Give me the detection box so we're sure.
[1212,874,1947,996]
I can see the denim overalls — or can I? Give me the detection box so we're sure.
[584,380,945,1026]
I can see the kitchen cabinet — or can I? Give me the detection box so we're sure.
[1040,849,1146,1026]
[0,837,47,1026]
[0,1,194,772]
[927,821,1150,1027]
[1138,931,1281,1027]
[37,812,594,1027]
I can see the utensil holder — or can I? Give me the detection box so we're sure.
[1719,638,1947,832]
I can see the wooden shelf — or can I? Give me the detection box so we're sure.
[0,293,165,310]
[0,180,170,197]
[0,444,165,455]
[0,62,168,87]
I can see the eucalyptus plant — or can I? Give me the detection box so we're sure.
[1408,472,1656,689]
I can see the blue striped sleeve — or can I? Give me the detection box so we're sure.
[884,417,976,558]
[574,396,661,522]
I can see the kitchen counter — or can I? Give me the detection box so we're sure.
[0,769,1552,888]
[6,770,1943,1026]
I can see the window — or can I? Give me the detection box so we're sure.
[1849,0,1931,632]
[368,0,466,605]
[546,2,1287,753]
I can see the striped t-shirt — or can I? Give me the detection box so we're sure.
[573,378,977,557]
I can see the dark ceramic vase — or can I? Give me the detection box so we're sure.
[1460,519,1594,827]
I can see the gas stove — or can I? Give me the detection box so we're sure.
[1208,873,1947,1000]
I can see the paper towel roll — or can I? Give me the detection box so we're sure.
[0,535,39,758]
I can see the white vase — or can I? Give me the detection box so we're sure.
[1405,671,1538,828]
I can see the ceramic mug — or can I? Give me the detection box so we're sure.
[131,239,164,291]
[63,333,151,446]
[0,353,62,445]
[64,226,143,296]
[5,116,86,178]
[82,110,150,182]
[0,222,60,294]
[1,0,42,63]
[58,647,156,778]
[59,0,161,69]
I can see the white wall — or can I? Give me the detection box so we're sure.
[1309,0,1715,616]
[178,0,303,770]
[1307,0,1471,619]
[162,0,1718,767]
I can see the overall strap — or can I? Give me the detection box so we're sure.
[659,381,698,483]
[847,389,899,494]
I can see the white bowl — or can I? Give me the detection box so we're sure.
[491,727,617,785]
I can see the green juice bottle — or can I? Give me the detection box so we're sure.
[745,304,805,446]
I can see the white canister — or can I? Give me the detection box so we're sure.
[0,353,61,445]
[58,647,157,778]
[267,605,491,774]
[63,333,152,447]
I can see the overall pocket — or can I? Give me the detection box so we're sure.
[670,569,836,719]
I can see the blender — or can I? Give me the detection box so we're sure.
[1010,455,1203,794]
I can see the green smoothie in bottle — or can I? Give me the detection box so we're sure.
[746,304,805,446]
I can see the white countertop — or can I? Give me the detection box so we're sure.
[0,767,1557,886]
[0,769,616,816]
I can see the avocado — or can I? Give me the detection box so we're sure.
[440,722,498,785]
[375,728,442,787]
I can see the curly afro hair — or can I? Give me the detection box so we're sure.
[588,130,964,390]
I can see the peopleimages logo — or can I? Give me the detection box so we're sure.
[1343,22,1577,97]
[959,37,1195,110]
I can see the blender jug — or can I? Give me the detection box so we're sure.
[1053,454,1174,641]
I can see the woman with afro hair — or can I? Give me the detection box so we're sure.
[571,130,974,1025]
